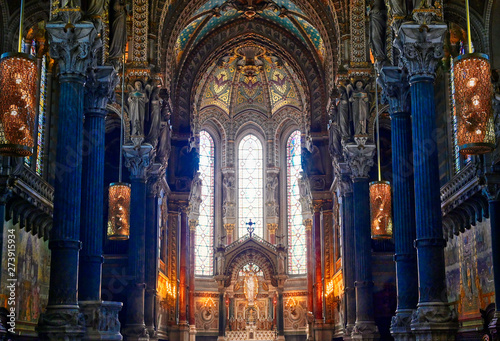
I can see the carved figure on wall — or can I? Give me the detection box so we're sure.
[337,84,351,138]
[369,0,387,65]
[108,0,127,61]
[388,0,407,18]
[328,105,342,157]
[348,81,370,136]
[223,174,236,204]
[244,273,258,306]
[147,86,162,145]
[127,80,151,138]
[189,172,203,212]
[265,174,278,203]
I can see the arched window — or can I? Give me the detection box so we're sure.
[287,130,306,274]
[195,130,215,276]
[238,134,264,238]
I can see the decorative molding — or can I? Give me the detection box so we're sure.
[85,66,119,113]
[379,66,411,115]
[343,142,375,179]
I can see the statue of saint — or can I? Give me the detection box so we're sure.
[348,80,370,136]
[108,0,127,60]
[244,272,258,306]
[337,84,351,138]
[127,81,151,137]
[369,0,387,64]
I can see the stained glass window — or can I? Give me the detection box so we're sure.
[238,134,264,238]
[287,130,306,274]
[195,130,215,276]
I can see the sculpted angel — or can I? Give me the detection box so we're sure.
[127,81,152,137]
[348,81,371,136]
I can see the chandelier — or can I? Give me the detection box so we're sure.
[0,0,37,157]
[108,54,131,240]
[369,82,392,240]
[452,0,495,155]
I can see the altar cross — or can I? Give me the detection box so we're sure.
[246,219,256,237]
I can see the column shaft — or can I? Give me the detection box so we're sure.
[218,293,225,337]
[352,179,375,323]
[490,200,500,310]
[313,207,323,321]
[179,208,188,324]
[341,192,356,332]
[306,222,314,312]
[277,291,284,336]
[189,224,196,325]
[49,77,85,306]
[145,185,158,338]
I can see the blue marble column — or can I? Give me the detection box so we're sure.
[380,66,418,340]
[122,145,153,341]
[79,66,118,301]
[485,181,500,339]
[38,17,97,341]
[397,23,458,340]
[344,141,379,341]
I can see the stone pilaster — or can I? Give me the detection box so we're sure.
[122,144,153,341]
[265,168,279,242]
[38,13,97,341]
[188,219,198,341]
[222,169,236,242]
[344,142,379,341]
[335,164,356,339]
[484,177,500,340]
[312,200,324,322]
[145,173,160,341]
[79,66,118,302]
[380,66,418,341]
[397,22,458,340]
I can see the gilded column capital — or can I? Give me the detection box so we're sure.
[379,66,411,115]
[312,201,323,213]
[303,218,313,231]
[395,22,447,82]
[267,223,278,233]
[343,142,376,179]
[224,223,235,232]
[84,66,119,114]
[46,19,98,78]
[123,144,154,181]
[189,219,199,231]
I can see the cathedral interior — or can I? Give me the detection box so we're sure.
[1,0,500,340]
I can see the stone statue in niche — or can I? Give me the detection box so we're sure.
[336,83,351,139]
[348,80,370,136]
[146,86,162,145]
[265,174,278,203]
[189,172,203,213]
[328,105,342,158]
[108,0,128,61]
[127,80,152,139]
[369,0,387,66]
[223,174,236,204]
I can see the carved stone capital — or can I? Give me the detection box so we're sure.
[483,173,500,201]
[189,219,199,231]
[396,23,447,81]
[123,144,154,180]
[379,66,411,115]
[267,223,278,233]
[47,19,98,78]
[224,223,235,232]
[343,143,376,179]
[303,218,313,231]
[84,66,119,113]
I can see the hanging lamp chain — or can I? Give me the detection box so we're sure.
[119,53,125,182]
[18,0,25,53]
[465,0,472,54]
[375,80,381,182]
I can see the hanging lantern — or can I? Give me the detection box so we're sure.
[369,180,393,239]
[0,52,37,156]
[453,53,495,155]
[107,182,131,240]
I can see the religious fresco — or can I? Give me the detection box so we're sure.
[445,220,494,321]
[0,220,50,334]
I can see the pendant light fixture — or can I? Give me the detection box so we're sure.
[369,81,393,240]
[107,55,131,240]
[0,0,37,156]
[453,0,495,155]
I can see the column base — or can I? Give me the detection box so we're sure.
[122,324,149,341]
[37,305,86,341]
[178,324,189,341]
[79,301,123,341]
[351,321,379,341]
[390,309,415,341]
[216,337,225,341]
[343,323,355,340]
[489,311,500,341]
[188,325,196,341]
[410,303,458,341]
[276,336,286,341]
[313,321,334,341]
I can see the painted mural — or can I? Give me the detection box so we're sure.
[445,220,495,323]
[0,220,51,335]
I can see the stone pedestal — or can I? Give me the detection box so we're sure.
[79,301,123,341]
[188,325,196,341]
